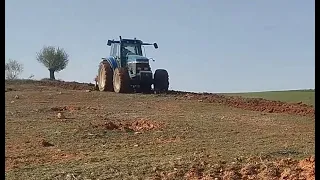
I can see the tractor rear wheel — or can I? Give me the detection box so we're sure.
[154,69,169,93]
[98,61,113,91]
[113,68,131,93]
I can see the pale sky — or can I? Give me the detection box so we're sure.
[5,0,315,93]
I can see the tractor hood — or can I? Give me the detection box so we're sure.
[127,55,149,63]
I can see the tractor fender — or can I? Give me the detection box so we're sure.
[106,56,118,71]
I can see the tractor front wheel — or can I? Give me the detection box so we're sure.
[113,68,131,93]
[98,61,113,91]
[154,69,169,93]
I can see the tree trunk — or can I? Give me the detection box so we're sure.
[49,69,55,80]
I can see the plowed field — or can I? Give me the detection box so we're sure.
[5,80,315,179]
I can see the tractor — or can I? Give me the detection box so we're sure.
[95,36,169,93]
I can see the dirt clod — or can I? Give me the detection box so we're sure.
[51,106,81,112]
[104,121,119,130]
[101,119,163,132]
[57,113,65,119]
[5,88,14,92]
[41,140,54,147]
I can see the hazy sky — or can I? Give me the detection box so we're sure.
[5,0,315,93]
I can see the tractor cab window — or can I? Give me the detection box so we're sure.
[121,44,143,57]
[115,44,120,57]
[110,43,120,58]
[110,44,114,56]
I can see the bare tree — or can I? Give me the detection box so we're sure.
[5,59,24,80]
[36,46,69,80]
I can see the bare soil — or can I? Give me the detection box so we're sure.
[5,80,315,179]
[169,91,314,117]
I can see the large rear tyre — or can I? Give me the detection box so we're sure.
[98,61,113,91]
[113,68,131,93]
[154,69,169,93]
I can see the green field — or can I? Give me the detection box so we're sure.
[224,89,315,106]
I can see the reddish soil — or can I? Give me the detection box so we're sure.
[154,156,315,180]
[96,119,164,132]
[6,79,95,91]
[169,91,314,117]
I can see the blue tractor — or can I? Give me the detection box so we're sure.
[95,36,169,93]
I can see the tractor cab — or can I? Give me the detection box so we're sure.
[120,40,144,60]
[107,38,157,66]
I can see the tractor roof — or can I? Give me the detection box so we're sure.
[107,36,158,48]
[121,39,143,44]
[107,39,142,45]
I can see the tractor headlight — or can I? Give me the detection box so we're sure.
[137,67,142,71]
